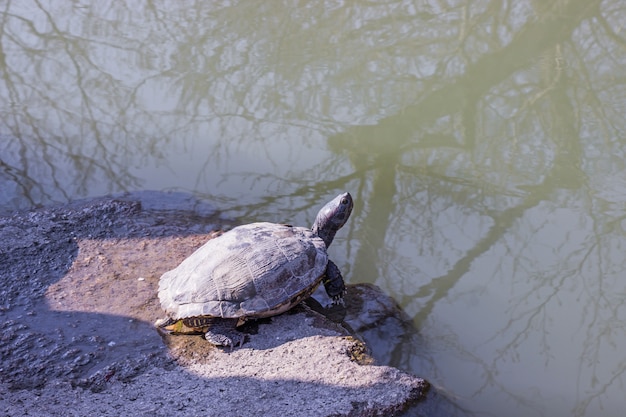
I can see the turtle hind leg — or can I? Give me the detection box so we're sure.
[202,318,247,349]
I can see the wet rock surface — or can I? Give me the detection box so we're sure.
[0,193,429,416]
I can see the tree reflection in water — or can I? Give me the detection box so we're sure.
[1,1,625,416]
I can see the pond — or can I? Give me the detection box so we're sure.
[1,1,625,416]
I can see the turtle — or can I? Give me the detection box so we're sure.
[156,192,353,347]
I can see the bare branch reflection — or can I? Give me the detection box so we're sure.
[2,0,626,416]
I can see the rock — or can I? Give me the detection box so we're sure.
[0,192,429,416]
[309,282,415,366]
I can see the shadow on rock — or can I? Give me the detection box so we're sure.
[0,192,224,391]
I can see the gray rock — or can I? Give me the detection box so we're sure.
[0,193,429,416]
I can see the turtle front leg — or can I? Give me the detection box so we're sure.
[323,260,346,305]
[203,318,246,349]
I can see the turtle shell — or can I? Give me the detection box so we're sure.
[158,222,328,320]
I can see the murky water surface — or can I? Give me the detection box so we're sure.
[2,1,626,416]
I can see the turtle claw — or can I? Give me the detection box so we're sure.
[228,334,247,352]
[330,284,347,307]
[332,294,346,307]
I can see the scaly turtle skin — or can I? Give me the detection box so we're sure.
[156,192,353,348]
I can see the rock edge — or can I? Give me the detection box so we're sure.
[0,194,429,416]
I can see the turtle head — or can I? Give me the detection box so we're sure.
[312,192,353,247]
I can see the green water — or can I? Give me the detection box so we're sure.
[1,1,625,416]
